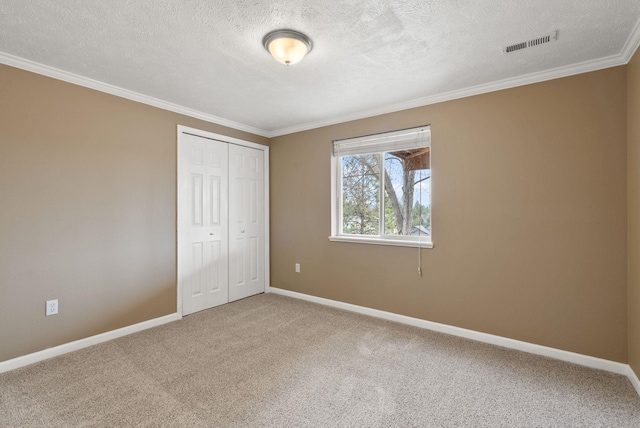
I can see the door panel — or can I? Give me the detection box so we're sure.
[191,174,203,226]
[250,236,259,281]
[207,240,222,293]
[189,242,204,297]
[233,237,245,286]
[181,134,229,315]
[228,144,265,302]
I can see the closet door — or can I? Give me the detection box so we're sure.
[180,134,229,315]
[228,144,265,302]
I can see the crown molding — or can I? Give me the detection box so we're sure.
[622,15,640,62]
[0,52,271,138]
[2,18,639,142]
[271,17,640,137]
[269,52,629,137]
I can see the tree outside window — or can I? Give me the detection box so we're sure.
[340,148,430,238]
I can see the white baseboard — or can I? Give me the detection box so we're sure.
[268,288,631,378]
[0,313,180,374]
[628,366,640,396]
[4,290,639,397]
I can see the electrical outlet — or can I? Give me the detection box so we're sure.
[295,263,300,273]
[46,299,58,316]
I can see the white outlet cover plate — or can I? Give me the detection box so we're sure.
[46,299,58,316]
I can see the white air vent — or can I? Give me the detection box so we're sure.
[503,30,558,54]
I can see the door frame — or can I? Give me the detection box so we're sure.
[176,125,270,317]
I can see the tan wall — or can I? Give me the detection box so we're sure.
[0,60,631,365]
[270,67,628,362]
[629,48,640,372]
[0,64,268,362]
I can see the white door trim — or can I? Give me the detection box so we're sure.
[177,125,270,317]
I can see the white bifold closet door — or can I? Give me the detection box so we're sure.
[180,133,266,316]
[228,144,265,302]
[181,134,229,315]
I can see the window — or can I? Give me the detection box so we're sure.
[330,126,432,248]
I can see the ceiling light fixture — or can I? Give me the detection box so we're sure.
[262,29,313,66]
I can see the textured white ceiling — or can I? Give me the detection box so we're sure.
[1,1,639,136]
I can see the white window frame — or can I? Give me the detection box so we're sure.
[329,126,433,249]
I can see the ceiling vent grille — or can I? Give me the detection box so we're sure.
[503,30,558,54]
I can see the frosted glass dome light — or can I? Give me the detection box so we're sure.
[263,29,313,65]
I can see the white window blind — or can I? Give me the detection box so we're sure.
[333,125,430,157]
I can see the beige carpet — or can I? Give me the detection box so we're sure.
[1,293,639,427]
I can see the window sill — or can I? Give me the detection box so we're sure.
[328,235,434,249]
